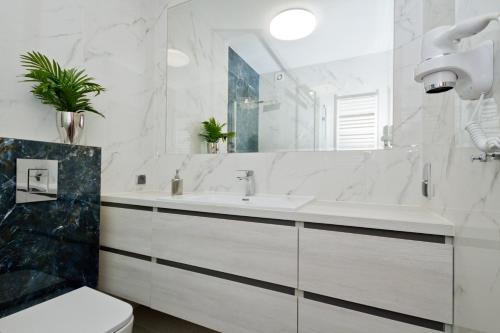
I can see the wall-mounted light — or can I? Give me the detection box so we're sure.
[270,9,317,41]
[167,48,190,67]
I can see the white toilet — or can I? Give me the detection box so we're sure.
[0,287,133,333]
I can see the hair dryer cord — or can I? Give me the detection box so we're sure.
[465,93,500,153]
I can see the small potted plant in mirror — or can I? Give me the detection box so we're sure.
[199,117,235,154]
[20,51,105,144]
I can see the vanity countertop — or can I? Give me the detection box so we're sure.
[101,192,454,236]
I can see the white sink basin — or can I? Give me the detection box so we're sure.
[157,192,314,211]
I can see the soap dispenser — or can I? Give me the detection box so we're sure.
[171,169,183,196]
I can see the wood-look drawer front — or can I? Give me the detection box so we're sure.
[100,206,153,256]
[299,228,453,323]
[98,250,152,306]
[152,212,298,287]
[151,264,297,333]
[298,298,439,333]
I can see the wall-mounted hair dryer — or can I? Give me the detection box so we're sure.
[414,13,499,100]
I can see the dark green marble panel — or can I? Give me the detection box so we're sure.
[0,138,101,318]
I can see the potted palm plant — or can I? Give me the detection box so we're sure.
[20,51,105,144]
[199,117,235,154]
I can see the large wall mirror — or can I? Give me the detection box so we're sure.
[166,0,394,154]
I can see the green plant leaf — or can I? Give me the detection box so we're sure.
[199,117,235,143]
[20,51,106,117]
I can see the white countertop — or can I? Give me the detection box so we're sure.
[101,192,454,236]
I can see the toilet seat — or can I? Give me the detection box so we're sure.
[0,287,133,333]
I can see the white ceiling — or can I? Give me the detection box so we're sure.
[188,0,394,74]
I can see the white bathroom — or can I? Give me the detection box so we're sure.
[0,0,499,332]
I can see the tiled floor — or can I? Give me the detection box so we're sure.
[133,305,218,333]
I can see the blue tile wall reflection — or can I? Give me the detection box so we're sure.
[0,138,101,318]
[228,47,259,153]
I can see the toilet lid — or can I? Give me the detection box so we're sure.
[0,287,133,333]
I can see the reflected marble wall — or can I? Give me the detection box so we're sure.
[259,50,393,152]
[259,71,316,152]
[166,0,228,154]
[0,0,169,193]
[228,48,259,153]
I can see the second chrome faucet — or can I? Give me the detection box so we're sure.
[236,170,255,197]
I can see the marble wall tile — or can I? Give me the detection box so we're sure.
[392,0,427,151]
[228,48,260,153]
[156,147,424,205]
[365,145,423,205]
[394,0,423,48]
[80,0,168,193]
[165,0,228,154]
[0,138,101,318]
[0,0,85,144]
[0,0,169,194]
[420,1,500,332]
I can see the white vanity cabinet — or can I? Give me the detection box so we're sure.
[151,210,298,287]
[98,202,454,333]
[98,250,152,306]
[151,264,297,333]
[298,298,439,333]
[100,205,153,256]
[98,204,154,306]
[299,226,453,324]
[149,210,299,332]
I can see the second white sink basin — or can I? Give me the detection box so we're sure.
[157,192,314,211]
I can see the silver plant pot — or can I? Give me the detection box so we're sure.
[56,111,84,144]
[207,142,220,154]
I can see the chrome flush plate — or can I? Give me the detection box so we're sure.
[16,158,59,203]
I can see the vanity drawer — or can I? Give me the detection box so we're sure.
[298,298,439,333]
[299,227,453,323]
[98,250,152,306]
[152,211,297,287]
[151,263,297,333]
[100,205,153,256]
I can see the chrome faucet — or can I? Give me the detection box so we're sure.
[237,170,256,196]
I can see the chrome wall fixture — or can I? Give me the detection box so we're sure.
[16,159,59,204]
[471,152,500,163]
[422,163,432,198]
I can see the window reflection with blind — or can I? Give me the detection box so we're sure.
[335,93,379,150]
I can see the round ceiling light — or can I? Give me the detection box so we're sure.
[167,48,190,68]
[270,9,317,41]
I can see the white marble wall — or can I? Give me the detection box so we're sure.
[0,0,169,193]
[420,0,500,332]
[165,0,228,154]
[157,146,421,205]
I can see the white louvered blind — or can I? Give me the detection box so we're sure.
[335,93,378,150]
